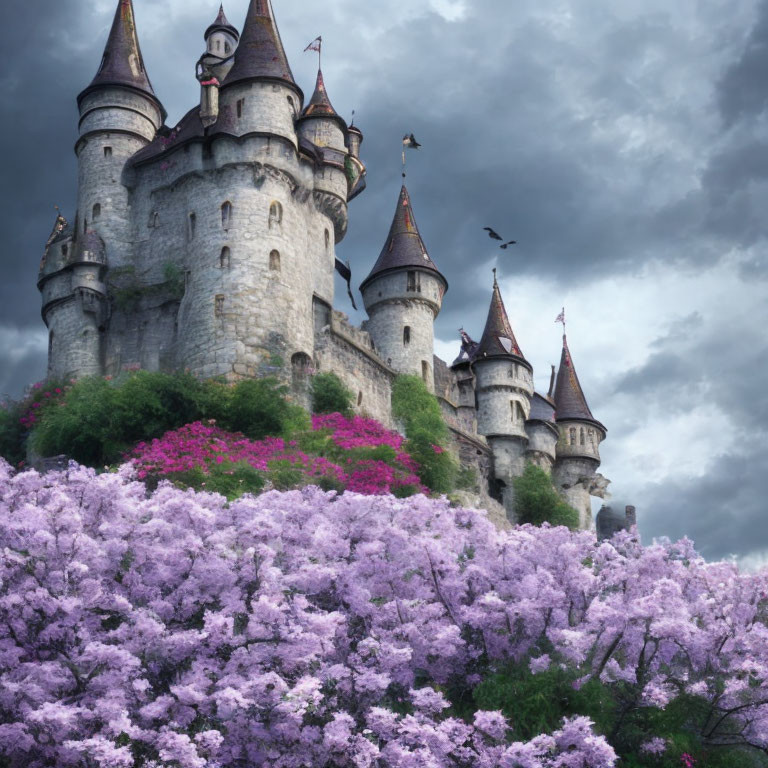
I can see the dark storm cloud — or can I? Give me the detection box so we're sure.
[640,439,768,562]
[717,0,768,125]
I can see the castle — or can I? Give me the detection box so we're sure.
[37,0,610,527]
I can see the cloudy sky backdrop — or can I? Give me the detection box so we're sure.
[2,0,767,567]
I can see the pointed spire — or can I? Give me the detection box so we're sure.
[475,271,528,363]
[223,0,298,91]
[360,185,446,290]
[83,0,157,100]
[205,4,240,41]
[301,70,338,118]
[553,334,604,427]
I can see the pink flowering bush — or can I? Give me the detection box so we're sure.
[127,414,425,498]
[1,459,767,766]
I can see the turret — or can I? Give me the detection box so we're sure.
[38,215,107,380]
[472,273,533,517]
[360,185,447,390]
[296,68,352,239]
[76,0,165,269]
[451,329,480,433]
[551,334,607,529]
[216,0,302,146]
[525,392,558,471]
[196,5,240,126]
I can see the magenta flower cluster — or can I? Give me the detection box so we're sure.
[2,458,768,766]
[128,415,425,496]
[16,382,69,429]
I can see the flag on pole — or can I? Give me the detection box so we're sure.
[554,308,565,326]
[402,133,421,149]
[304,36,322,53]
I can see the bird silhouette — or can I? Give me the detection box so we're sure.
[483,227,503,241]
[500,240,517,249]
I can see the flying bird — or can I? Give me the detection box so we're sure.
[500,240,517,249]
[483,227,503,241]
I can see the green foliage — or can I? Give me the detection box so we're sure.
[512,463,579,529]
[31,372,305,467]
[311,372,354,417]
[0,403,24,466]
[221,378,309,440]
[472,662,767,768]
[162,262,185,298]
[391,375,458,494]
[165,461,266,500]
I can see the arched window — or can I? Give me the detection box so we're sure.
[291,352,312,391]
[588,429,595,444]
[221,201,232,229]
[287,96,295,112]
[236,99,244,118]
[225,42,231,54]
[268,201,283,229]
[407,271,420,292]
[215,294,225,316]
[421,360,429,383]
[62,245,68,257]
[220,247,231,268]
[269,250,280,271]
[403,326,411,345]
[92,203,101,221]
[83,218,88,233]
[580,428,585,446]
[357,391,363,406]
[324,229,330,252]
[510,401,516,421]
[569,427,577,445]
[48,330,54,357]
[104,146,112,158]
[188,213,196,240]
[517,402,526,422]
[152,211,159,228]
[215,39,221,52]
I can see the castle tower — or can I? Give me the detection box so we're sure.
[451,330,480,433]
[196,5,240,126]
[76,0,165,270]
[472,273,533,517]
[296,68,353,244]
[551,334,607,529]
[38,212,108,380]
[525,392,558,471]
[360,186,447,390]
[217,0,302,144]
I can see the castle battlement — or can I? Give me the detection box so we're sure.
[39,0,610,528]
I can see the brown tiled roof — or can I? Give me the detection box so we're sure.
[475,276,528,365]
[360,185,446,290]
[205,4,239,40]
[553,335,605,429]
[222,0,298,93]
[80,0,159,106]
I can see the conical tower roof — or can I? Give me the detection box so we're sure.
[301,69,338,118]
[206,4,240,40]
[475,273,529,366]
[553,335,604,429]
[360,185,446,290]
[81,0,159,104]
[223,0,299,93]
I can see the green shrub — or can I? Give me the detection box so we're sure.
[221,378,309,440]
[311,372,354,416]
[512,463,579,529]
[391,375,457,494]
[0,402,24,466]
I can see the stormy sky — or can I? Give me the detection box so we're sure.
[2,0,767,568]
